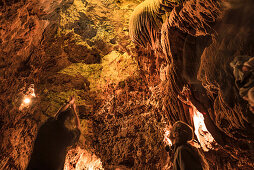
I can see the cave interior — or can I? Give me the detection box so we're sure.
[0,0,254,169]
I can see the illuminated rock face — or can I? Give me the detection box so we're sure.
[0,0,254,169]
[192,108,216,152]
[0,0,163,169]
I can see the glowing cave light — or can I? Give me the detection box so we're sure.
[64,147,103,170]
[164,127,172,146]
[24,98,31,104]
[192,107,215,152]
[19,84,36,110]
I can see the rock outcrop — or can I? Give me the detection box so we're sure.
[0,0,253,169]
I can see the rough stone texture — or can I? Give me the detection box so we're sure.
[131,0,254,169]
[160,0,254,169]
[0,0,254,169]
[168,0,221,36]
[92,84,167,169]
[0,0,144,169]
[197,1,254,167]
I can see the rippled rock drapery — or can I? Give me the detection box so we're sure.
[197,1,254,167]
[136,1,253,168]
[130,0,254,169]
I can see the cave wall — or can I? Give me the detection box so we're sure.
[0,0,254,169]
[0,0,148,169]
[129,0,254,169]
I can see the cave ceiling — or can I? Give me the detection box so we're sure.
[0,0,254,169]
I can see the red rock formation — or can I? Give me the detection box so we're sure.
[0,0,253,169]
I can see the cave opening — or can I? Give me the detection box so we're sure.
[0,0,254,169]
